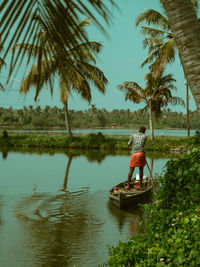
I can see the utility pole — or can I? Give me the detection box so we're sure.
[186,83,190,137]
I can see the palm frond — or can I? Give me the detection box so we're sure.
[159,74,177,88]
[117,82,146,103]
[168,97,185,107]
[141,49,161,68]
[136,9,170,30]
[148,38,176,75]
[140,26,166,38]
[78,17,91,29]
[75,61,108,94]
[142,36,164,49]
[19,57,56,98]
[62,65,92,102]
[0,82,5,91]
[0,0,116,74]
[0,57,6,68]
[68,41,102,62]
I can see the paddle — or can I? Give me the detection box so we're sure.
[146,160,157,192]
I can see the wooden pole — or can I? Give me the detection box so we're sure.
[186,83,190,137]
[146,160,157,192]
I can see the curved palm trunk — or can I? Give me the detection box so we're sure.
[148,101,154,140]
[64,101,73,141]
[160,0,200,113]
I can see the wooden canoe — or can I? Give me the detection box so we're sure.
[108,177,153,209]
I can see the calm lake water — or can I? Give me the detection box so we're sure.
[0,149,182,267]
[8,128,197,137]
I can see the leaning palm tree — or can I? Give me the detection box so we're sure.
[13,17,108,140]
[160,0,200,113]
[118,72,185,139]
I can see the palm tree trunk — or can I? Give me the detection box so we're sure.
[148,101,154,140]
[160,0,200,113]
[64,101,73,141]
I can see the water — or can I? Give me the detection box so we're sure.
[0,149,181,267]
[7,128,197,137]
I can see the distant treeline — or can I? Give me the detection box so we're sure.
[0,105,199,129]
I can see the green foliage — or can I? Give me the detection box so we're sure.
[107,147,200,266]
[145,137,192,151]
[0,133,196,152]
[67,132,116,150]
[0,134,69,148]
[0,132,117,150]
[0,106,199,130]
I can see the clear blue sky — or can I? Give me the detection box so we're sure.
[0,0,196,113]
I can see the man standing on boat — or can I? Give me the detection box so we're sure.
[126,126,147,189]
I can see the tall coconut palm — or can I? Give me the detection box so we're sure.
[118,72,185,139]
[13,17,108,140]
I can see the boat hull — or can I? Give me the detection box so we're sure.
[108,178,153,209]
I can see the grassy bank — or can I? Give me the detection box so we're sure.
[0,131,199,152]
[106,147,200,266]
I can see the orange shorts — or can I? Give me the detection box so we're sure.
[130,152,146,167]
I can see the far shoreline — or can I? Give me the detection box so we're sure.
[0,132,198,153]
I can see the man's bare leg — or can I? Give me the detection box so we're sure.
[139,166,144,187]
[126,167,135,188]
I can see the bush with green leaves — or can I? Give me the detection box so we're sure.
[107,147,200,266]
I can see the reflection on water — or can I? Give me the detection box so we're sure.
[0,148,182,266]
[107,201,143,236]
[14,190,105,266]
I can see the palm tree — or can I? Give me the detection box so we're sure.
[0,0,116,80]
[118,72,185,139]
[159,0,200,113]
[136,9,176,75]
[135,1,198,74]
[136,6,197,131]
[13,17,108,140]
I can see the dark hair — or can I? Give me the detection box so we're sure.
[139,126,146,133]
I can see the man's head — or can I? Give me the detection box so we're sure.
[139,126,146,134]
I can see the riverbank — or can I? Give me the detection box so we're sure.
[0,132,198,152]
[107,147,200,266]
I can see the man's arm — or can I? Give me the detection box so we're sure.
[128,136,133,146]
